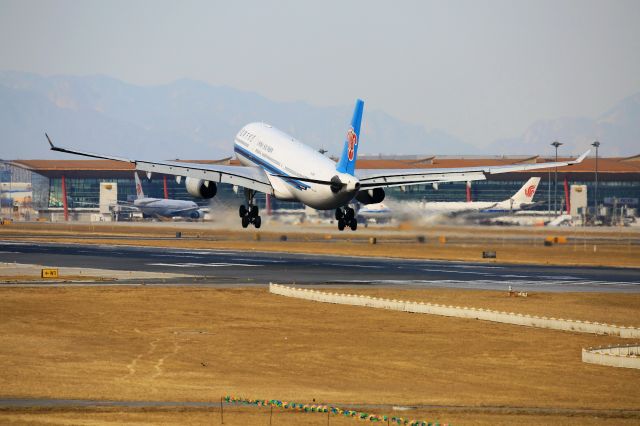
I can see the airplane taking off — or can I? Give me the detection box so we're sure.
[46,99,588,231]
[130,172,205,219]
[358,177,542,222]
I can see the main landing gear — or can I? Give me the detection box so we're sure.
[335,206,357,231]
[239,189,261,229]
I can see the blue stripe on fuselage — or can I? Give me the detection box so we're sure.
[234,144,310,190]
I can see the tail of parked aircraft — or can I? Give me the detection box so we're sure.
[134,172,145,199]
[509,177,541,204]
[336,99,364,176]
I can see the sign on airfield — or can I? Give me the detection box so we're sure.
[41,268,59,278]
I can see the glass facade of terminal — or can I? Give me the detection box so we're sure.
[40,174,639,213]
[387,178,640,211]
[2,159,639,218]
[44,176,302,211]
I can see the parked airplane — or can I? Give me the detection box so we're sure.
[131,172,205,219]
[46,99,588,231]
[358,177,542,222]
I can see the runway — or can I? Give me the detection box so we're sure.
[1,240,639,292]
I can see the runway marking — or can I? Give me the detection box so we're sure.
[536,275,583,280]
[147,262,258,268]
[440,264,507,270]
[150,254,206,259]
[167,250,238,255]
[230,258,287,264]
[498,274,532,279]
[326,263,384,269]
[420,268,496,276]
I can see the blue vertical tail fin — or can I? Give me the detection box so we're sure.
[336,99,364,175]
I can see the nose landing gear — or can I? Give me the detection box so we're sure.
[335,206,357,231]
[240,189,261,228]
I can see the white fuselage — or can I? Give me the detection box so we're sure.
[359,199,529,220]
[411,199,525,214]
[234,122,359,210]
[133,197,200,218]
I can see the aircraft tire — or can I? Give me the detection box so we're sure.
[250,205,259,217]
[254,216,261,229]
[337,219,345,231]
[345,207,354,221]
[239,205,247,217]
[241,215,250,228]
[335,208,342,220]
[350,218,358,231]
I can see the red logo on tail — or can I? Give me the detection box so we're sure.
[347,128,358,161]
[524,185,536,198]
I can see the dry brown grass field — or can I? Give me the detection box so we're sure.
[1,286,639,425]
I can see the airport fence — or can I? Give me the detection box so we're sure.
[582,344,640,369]
[269,283,640,339]
[222,395,448,425]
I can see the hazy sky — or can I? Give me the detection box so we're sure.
[1,0,639,147]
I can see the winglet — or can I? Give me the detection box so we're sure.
[570,149,591,164]
[42,133,134,163]
[45,133,55,149]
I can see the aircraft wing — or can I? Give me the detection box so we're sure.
[46,134,274,195]
[355,151,590,189]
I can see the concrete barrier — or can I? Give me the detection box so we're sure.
[582,345,640,369]
[269,283,640,339]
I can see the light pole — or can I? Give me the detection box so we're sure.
[591,141,600,223]
[551,141,562,216]
[7,163,12,221]
[0,161,3,219]
[547,167,551,218]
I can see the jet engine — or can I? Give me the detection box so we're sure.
[185,178,217,199]
[355,188,385,204]
[189,210,204,219]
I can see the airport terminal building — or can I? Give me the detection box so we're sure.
[1,154,639,223]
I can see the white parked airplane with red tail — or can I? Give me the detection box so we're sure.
[358,177,542,222]
[46,99,588,231]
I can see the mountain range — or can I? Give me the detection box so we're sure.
[490,92,640,156]
[0,71,638,160]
